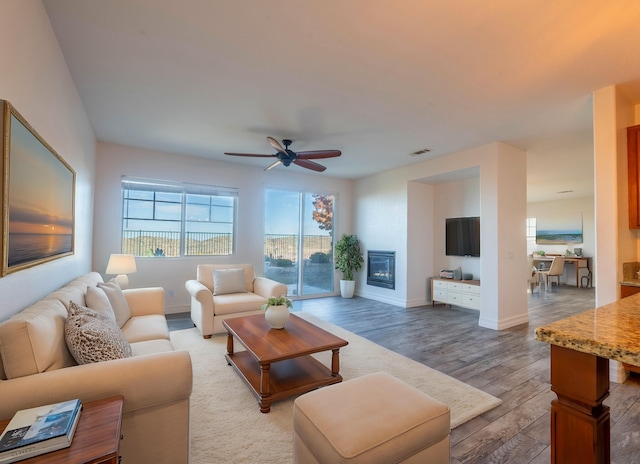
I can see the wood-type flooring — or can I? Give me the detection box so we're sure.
[167,285,640,463]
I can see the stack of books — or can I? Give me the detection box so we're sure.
[0,399,82,463]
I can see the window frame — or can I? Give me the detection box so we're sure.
[120,177,238,257]
[526,217,536,240]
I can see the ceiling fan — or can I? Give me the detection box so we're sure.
[224,137,341,172]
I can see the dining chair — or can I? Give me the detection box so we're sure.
[527,256,541,294]
[539,257,565,291]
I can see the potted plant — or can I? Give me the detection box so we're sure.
[334,234,364,298]
[261,296,292,329]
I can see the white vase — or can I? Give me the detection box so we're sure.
[264,305,290,329]
[340,280,356,298]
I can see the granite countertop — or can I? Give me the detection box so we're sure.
[621,262,640,286]
[535,294,640,366]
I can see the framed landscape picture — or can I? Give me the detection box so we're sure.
[1,101,75,276]
[536,212,583,245]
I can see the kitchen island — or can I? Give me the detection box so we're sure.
[535,294,640,463]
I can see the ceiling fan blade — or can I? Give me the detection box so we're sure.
[224,152,275,158]
[267,136,285,153]
[293,159,326,172]
[295,150,342,160]
[265,159,283,171]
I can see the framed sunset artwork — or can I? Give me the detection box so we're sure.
[1,101,75,276]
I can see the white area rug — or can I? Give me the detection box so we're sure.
[170,313,501,464]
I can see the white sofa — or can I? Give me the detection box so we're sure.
[0,272,192,464]
[185,264,288,338]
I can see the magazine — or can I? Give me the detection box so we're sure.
[0,399,82,463]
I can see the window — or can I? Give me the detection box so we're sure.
[120,178,237,257]
[526,217,536,240]
[526,217,537,255]
[264,189,335,297]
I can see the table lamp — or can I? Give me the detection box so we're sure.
[105,254,137,289]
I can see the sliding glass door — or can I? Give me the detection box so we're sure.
[264,189,334,297]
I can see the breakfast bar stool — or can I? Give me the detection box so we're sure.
[293,372,451,463]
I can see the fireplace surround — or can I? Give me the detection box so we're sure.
[367,251,395,289]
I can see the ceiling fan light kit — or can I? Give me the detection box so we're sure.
[225,137,341,172]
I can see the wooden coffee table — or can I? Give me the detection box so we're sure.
[223,313,348,413]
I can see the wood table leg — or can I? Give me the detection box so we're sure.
[549,345,610,464]
[259,363,271,395]
[259,363,271,413]
[331,348,340,376]
[226,333,234,355]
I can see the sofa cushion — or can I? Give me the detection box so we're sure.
[49,284,88,311]
[213,269,248,295]
[85,286,118,325]
[0,297,77,379]
[65,301,132,364]
[212,293,268,315]
[197,264,255,293]
[121,314,171,343]
[67,271,104,289]
[98,280,131,327]
[130,338,175,357]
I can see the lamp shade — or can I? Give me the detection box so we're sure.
[105,254,137,275]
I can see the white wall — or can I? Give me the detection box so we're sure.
[407,176,482,307]
[433,177,481,280]
[478,143,528,329]
[354,142,528,330]
[593,85,636,306]
[592,85,638,383]
[527,197,595,285]
[0,1,96,321]
[406,181,434,306]
[93,142,353,313]
[352,169,410,306]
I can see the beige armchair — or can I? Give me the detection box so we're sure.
[185,264,287,338]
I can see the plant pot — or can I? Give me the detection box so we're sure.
[340,280,356,298]
[264,305,290,329]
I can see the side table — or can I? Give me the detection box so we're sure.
[0,396,124,464]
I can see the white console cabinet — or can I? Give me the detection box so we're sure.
[432,278,481,311]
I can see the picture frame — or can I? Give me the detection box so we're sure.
[1,101,75,276]
[536,212,583,245]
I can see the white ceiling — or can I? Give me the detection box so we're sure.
[43,1,640,202]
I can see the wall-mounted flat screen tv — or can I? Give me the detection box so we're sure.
[446,216,480,257]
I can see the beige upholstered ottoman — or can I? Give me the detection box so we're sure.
[293,372,451,463]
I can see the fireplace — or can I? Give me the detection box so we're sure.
[367,251,395,289]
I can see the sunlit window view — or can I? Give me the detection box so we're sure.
[264,189,334,297]
[526,217,537,255]
[120,178,237,257]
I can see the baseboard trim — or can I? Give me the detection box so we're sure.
[610,360,630,384]
[479,312,529,330]
[355,289,405,307]
[165,304,190,315]
[406,297,429,308]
